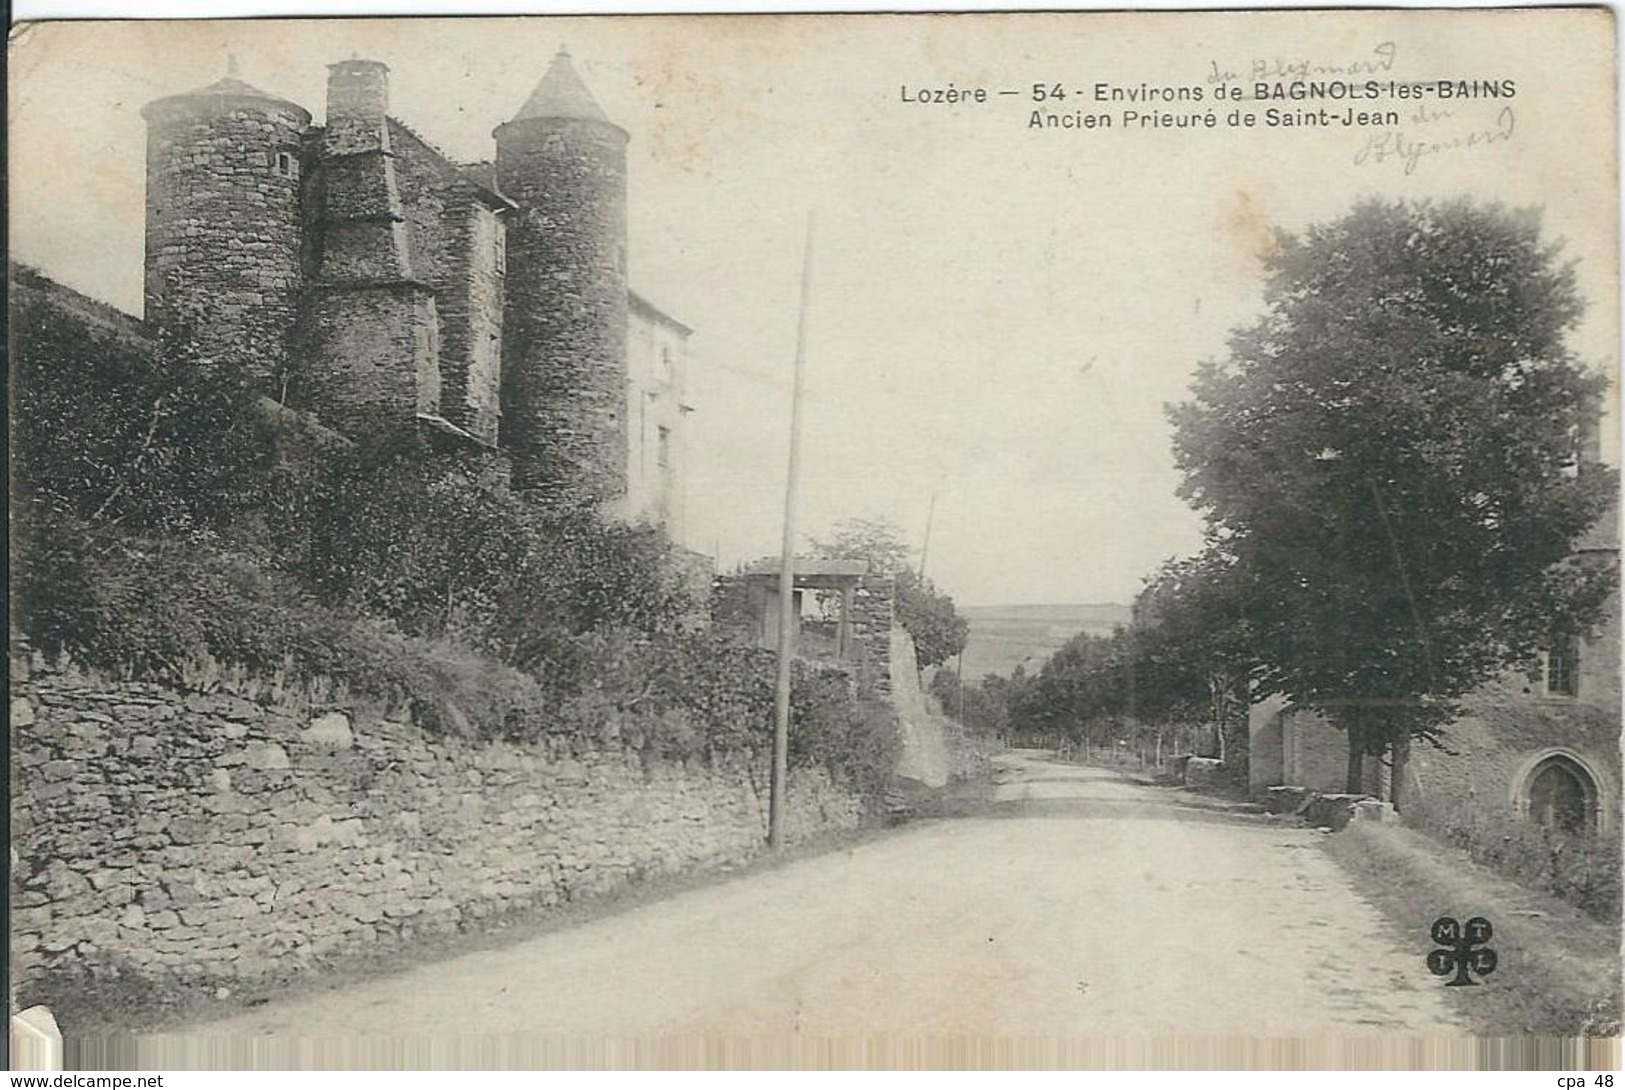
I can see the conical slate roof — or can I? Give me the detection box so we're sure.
[511,46,611,123]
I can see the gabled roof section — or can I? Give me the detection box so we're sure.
[512,46,612,124]
[740,558,871,579]
[384,117,516,211]
[629,290,693,336]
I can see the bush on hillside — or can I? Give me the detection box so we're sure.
[12,507,551,735]
[528,628,902,798]
[10,294,279,538]
[15,505,901,796]
[270,435,695,651]
[11,285,902,803]
[790,670,902,800]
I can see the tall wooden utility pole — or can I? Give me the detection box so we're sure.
[918,491,937,579]
[770,213,815,850]
[956,650,966,721]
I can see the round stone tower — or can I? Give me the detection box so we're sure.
[494,47,630,500]
[141,64,311,389]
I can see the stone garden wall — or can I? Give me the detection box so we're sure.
[10,650,864,1000]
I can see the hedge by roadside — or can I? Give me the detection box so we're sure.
[13,513,901,802]
[11,280,904,804]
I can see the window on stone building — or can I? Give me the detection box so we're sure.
[1543,633,1580,697]
[657,425,671,470]
[1520,753,1599,834]
[273,150,299,180]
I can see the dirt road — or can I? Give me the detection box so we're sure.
[174,751,1462,1043]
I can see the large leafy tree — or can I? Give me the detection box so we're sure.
[808,516,970,668]
[1169,198,1616,796]
[807,517,916,576]
[929,666,1018,737]
[1131,552,1256,761]
[893,569,970,668]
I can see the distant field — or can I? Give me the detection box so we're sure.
[957,603,1131,680]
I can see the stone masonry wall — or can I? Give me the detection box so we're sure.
[1573,565,1620,717]
[495,115,629,500]
[457,202,506,444]
[851,575,895,695]
[389,122,506,445]
[9,652,864,1000]
[301,284,442,424]
[1278,706,1384,796]
[1402,677,1621,825]
[888,629,947,788]
[143,94,309,389]
[1250,683,1619,832]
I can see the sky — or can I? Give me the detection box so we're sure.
[8,11,1619,606]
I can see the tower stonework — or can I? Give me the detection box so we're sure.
[494,48,630,501]
[130,52,682,520]
[299,59,442,431]
[141,71,310,388]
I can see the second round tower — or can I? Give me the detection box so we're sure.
[495,47,630,502]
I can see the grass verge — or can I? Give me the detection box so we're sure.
[1321,819,1621,1037]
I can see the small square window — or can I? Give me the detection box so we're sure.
[273,151,299,179]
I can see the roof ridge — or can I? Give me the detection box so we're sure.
[385,116,514,209]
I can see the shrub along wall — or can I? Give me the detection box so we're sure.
[1250,676,1621,920]
[10,650,864,1002]
[1398,678,1622,921]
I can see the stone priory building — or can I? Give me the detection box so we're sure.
[140,48,692,531]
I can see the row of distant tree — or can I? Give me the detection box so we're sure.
[943,198,1617,802]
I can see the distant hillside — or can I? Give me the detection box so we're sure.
[956,603,1132,680]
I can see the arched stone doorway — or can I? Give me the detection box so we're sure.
[1512,750,1605,834]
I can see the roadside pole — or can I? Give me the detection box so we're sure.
[956,650,966,721]
[918,491,936,579]
[770,212,815,850]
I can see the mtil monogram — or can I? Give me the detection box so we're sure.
[1427,916,1497,986]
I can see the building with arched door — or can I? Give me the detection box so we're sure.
[1514,748,1607,833]
[1249,504,1620,844]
